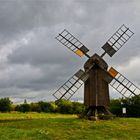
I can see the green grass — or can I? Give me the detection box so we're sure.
[0,112,139,140]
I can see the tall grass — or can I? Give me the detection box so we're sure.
[0,112,139,140]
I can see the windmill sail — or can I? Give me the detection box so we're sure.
[56,29,90,58]
[53,69,89,100]
[101,24,134,57]
[106,67,140,98]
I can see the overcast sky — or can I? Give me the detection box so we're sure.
[0,0,140,103]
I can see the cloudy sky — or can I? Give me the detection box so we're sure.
[0,0,140,103]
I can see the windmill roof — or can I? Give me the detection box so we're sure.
[84,53,108,70]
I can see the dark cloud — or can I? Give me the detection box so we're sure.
[0,0,140,102]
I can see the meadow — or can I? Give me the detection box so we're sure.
[0,112,139,140]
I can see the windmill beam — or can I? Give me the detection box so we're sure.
[58,34,91,58]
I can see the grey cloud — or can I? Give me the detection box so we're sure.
[0,0,140,102]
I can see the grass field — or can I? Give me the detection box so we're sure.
[0,112,139,140]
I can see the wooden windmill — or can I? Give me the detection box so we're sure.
[53,25,140,118]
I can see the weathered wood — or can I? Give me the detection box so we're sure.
[84,53,110,108]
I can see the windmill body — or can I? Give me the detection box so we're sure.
[84,54,109,106]
[53,25,140,118]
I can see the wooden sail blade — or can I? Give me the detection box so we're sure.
[106,67,140,98]
[56,29,90,58]
[53,69,89,100]
[102,24,134,57]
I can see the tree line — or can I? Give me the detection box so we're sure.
[0,98,85,114]
[110,95,140,117]
[0,95,139,117]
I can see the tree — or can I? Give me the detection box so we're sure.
[24,99,27,104]
[109,99,122,116]
[72,101,85,114]
[38,101,56,113]
[0,98,12,112]
[30,103,41,113]
[109,96,140,117]
[56,99,73,114]
[126,95,140,117]
[16,103,30,113]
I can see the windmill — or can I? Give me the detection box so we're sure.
[53,25,140,118]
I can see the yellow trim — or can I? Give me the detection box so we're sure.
[108,67,118,78]
[75,49,84,57]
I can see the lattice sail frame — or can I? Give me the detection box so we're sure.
[56,29,90,58]
[53,69,89,100]
[107,67,140,98]
[102,25,134,57]
[53,25,138,101]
